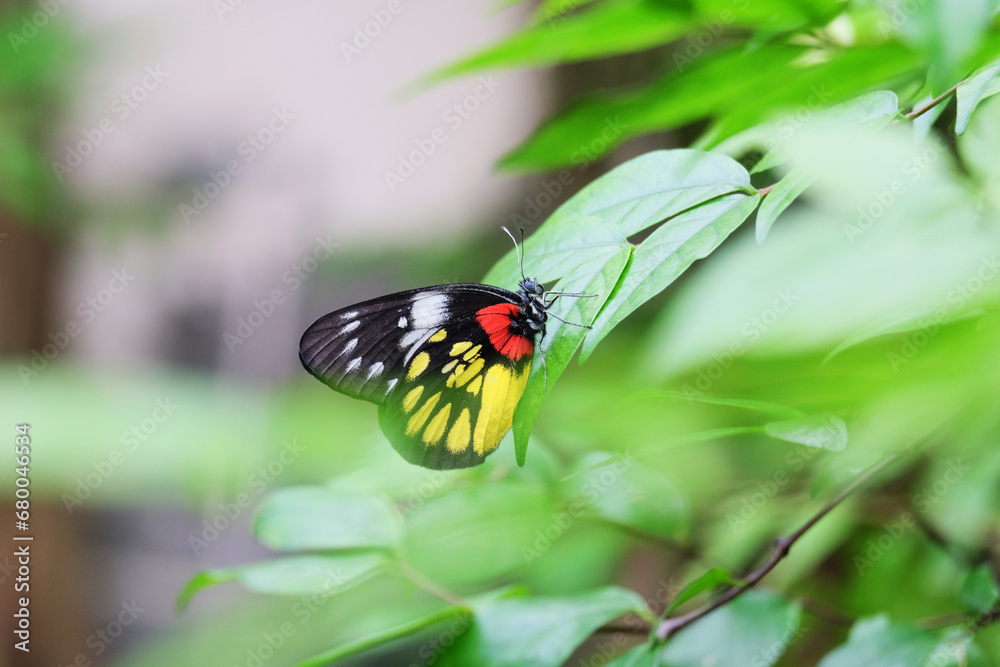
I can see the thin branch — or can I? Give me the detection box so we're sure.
[655,454,898,641]
[904,80,966,120]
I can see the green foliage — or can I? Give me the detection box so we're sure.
[145,2,1000,665]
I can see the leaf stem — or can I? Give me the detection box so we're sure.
[655,453,898,641]
[904,80,966,120]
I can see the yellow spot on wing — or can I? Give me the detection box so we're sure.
[423,403,451,445]
[407,351,430,380]
[402,386,424,413]
[472,364,529,456]
[462,345,482,361]
[447,408,471,453]
[442,359,458,374]
[406,392,440,436]
[451,357,484,388]
[466,375,483,395]
[449,341,472,357]
[429,329,447,343]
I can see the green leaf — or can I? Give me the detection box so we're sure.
[176,553,385,612]
[296,605,473,667]
[629,389,804,419]
[764,413,847,451]
[430,0,691,79]
[955,57,1000,134]
[898,0,994,93]
[176,570,237,612]
[958,564,1000,614]
[485,149,753,463]
[437,586,648,667]
[817,615,938,667]
[606,644,657,666]
[664,567,736,616]
[582,193,760,360]
[659,590,802,667]
[756,168,810,243]
[254,487,401,551]
[500,45,804,171]
[824,306,985,362]
[562,453,690,540]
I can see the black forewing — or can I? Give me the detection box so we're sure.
[299,283,519,404]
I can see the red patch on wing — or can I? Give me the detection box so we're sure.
[475,303,533,362]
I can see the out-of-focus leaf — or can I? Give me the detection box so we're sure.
[430,0,691,80]
[501,43,921,171]
[664,567,736,616]
[629,390,804,419]
[764,413,847,451]
[254,487,401,551]
[659,590,802,666]
[958,564,1000,614]
[898,0,993,93]
[824,307,985,362]
[561,453,690,539]
[297,605,473,667]
[756,168,811,243]
[693,0,843,31]
[485,150,753,463]
[437,586,648,667]
[817,615,938,667]
[176,553,385,611]
[606,644,657,666]
[955,57,1000,134]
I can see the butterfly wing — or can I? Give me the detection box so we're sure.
[300,284,536,469]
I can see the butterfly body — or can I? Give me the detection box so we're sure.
[299,278,549,469]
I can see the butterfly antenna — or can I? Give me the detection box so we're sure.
[501,226,527,282]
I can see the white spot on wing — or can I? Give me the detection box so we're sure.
[342,320,360,333]
[346,357,362,372]
[410,293,448,329]
[339,310,358,320]
[385,378,398,394]
[339,338,358,357]
[400,330,423,349]
[367,361,384,379]
[398,316,407,328]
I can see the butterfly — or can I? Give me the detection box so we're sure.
[299,229,591,470]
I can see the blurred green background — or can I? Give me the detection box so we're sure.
[4,0,1000,665]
